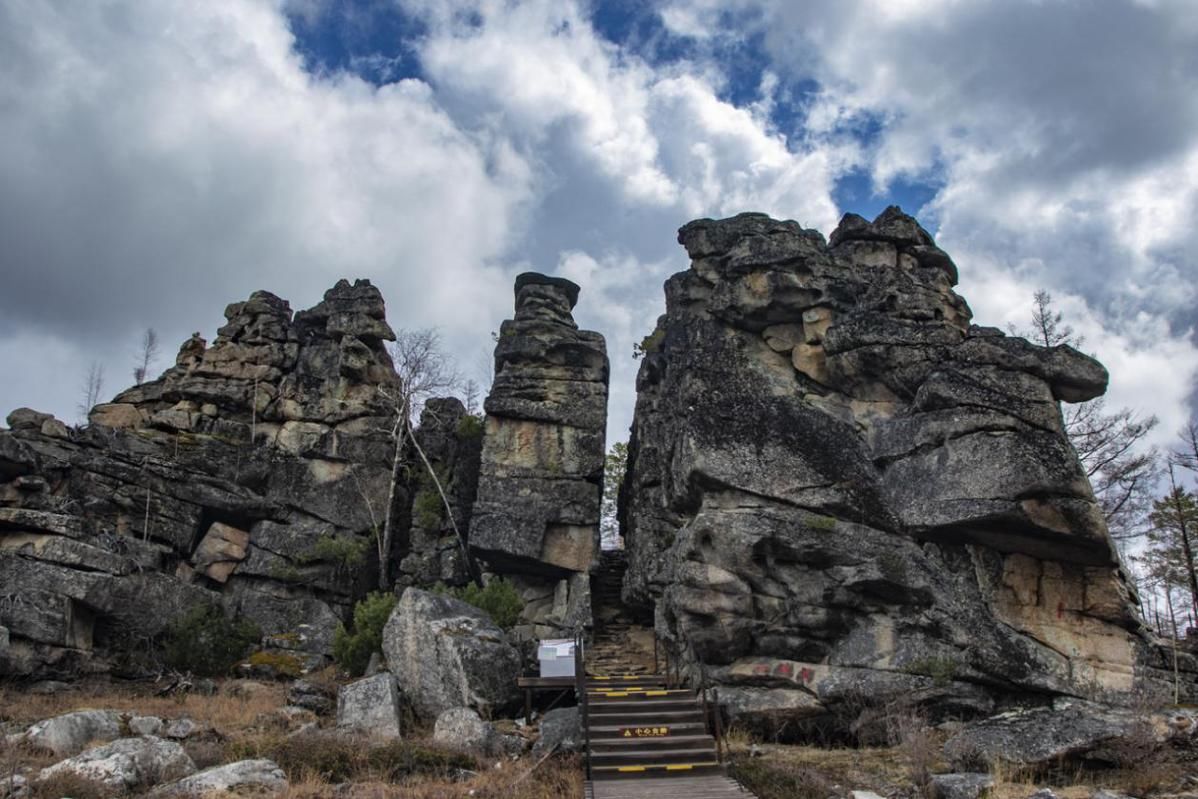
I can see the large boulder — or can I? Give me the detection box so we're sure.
[336,672,403,739]
[37,736,195,792]
[15,710,122,757]
[943,699,1198,769]
[382,588,521,720]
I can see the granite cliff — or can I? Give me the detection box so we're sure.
[620,208,1194,731]
[0,280,404,676]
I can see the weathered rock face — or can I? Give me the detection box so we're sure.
[471,272,608,638]
[397,397,483,588]
[943,698,1198,769]
[0,280,402,677]
[621,208,1194,728]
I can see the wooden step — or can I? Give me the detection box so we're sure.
[588,721,707,739]
[588,708,705,726]
[590,734,716,752]
[588,690,674,700]
[592,745,717,767]
[586,675,667,687]
[592,761,724,780]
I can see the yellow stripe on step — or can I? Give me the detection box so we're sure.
[596,763,718,773]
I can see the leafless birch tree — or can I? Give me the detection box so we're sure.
[376,328,481,588]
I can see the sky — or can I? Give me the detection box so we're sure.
[1,0,1196,462]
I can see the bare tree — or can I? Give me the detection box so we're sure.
[1174,421,1198,475]
[376,329,480,588]
[1013,290,1159,539]
[77,361,105,424]
[132,327,159,385]
[462,378,482,417]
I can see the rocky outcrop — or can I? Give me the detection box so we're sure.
[470,272,608,638]
[397,397,483,588]
[621,208,1194,730]
[0,280,402,677]
[37,736,196,792]
[381,588,521,720]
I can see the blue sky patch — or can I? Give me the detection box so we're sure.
[286,0,425,85]
[834,168,942,223]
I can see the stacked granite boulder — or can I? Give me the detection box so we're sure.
[621,208,1194,731]
[470,273,609,640]
[0,279,402,676]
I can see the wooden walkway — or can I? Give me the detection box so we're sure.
[585,775,754,798]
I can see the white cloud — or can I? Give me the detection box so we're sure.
[0,0,532,422]
[689,0,1198,439]
[2,0,1193,471]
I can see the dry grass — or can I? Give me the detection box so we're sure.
[730,744,915,799]
[0,680,286,731]
[27,770,112,799]
[187,755,583,799]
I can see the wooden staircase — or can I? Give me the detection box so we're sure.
[585,676,722,779]
[581,550,726,784]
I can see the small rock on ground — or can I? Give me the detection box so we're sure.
[147,758,287,797]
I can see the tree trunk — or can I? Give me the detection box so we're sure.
[377,424,407,590]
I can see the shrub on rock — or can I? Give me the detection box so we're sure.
[333,591,397,676]
[162,604,259,677]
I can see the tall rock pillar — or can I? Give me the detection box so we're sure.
[471,273,609,638]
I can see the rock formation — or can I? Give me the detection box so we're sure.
[621,208,1194,731]
[470,272,609,640]
[0,279,402,676]
[396,397,483,589]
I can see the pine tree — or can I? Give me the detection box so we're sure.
[600,441,628,550]
[1013,290,1159,539]
[1142,468,1198,621]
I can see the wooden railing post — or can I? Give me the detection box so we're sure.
[574,629,591,781]
[712,686,725,764]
